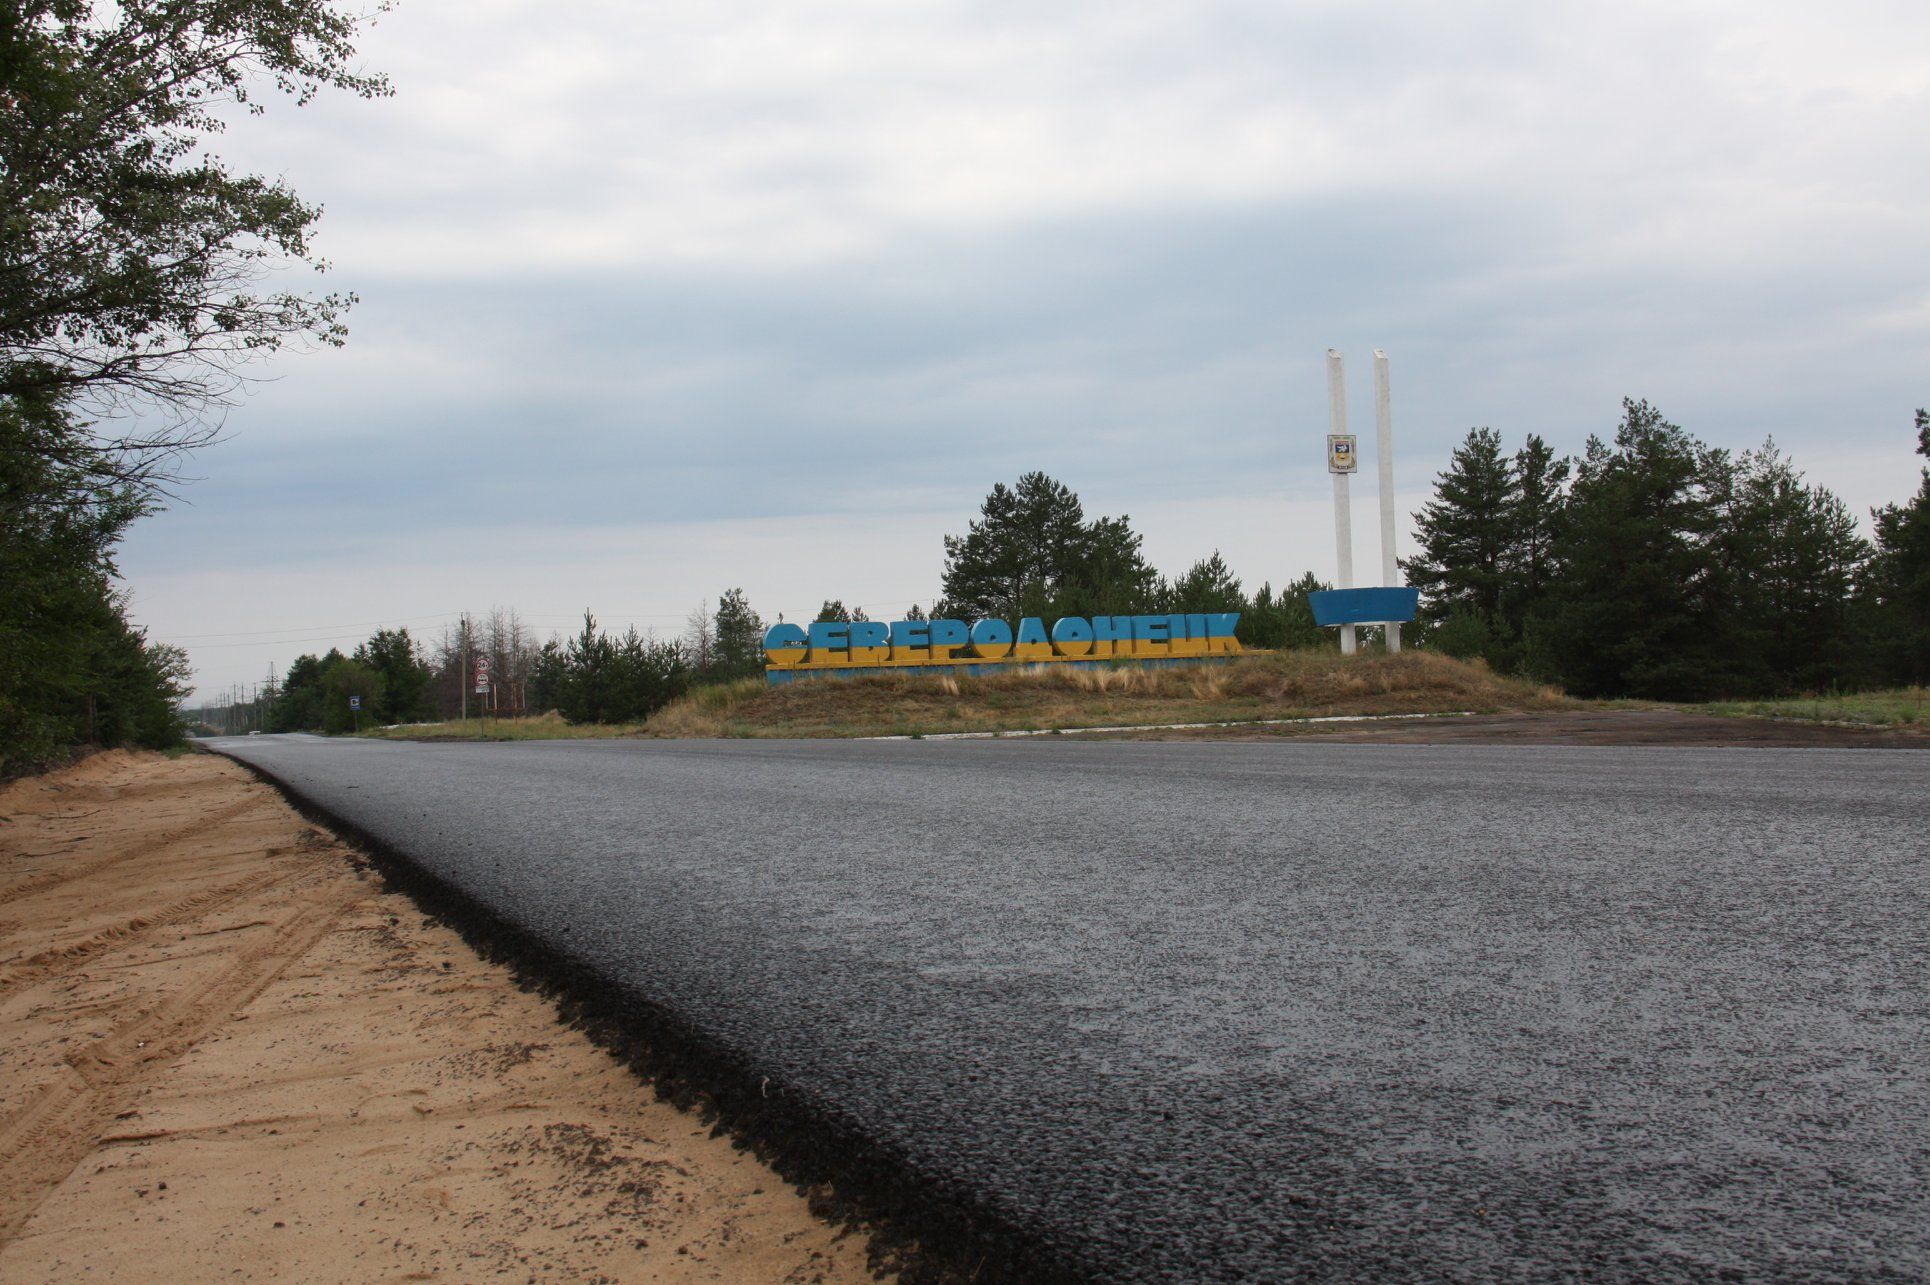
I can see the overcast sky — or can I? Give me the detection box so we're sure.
[121,0,1930,701]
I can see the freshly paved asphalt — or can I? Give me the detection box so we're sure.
[209,735,1928,1280]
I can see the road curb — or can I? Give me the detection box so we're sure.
[858,710,1475,740]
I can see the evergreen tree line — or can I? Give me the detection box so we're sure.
[250,591,769,732]
[922,471,1338,650]
[198,404,1927,737]
[241,474,1349,735]
[1,393,194,776]
[1404,400,1929,699]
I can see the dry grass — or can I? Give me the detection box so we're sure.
[361,711,655,741]
[641,649,1568,739]
[1699,687,1930,729]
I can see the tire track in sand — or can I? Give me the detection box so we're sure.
[0,881,367,1241]
[0,864,315,997]
[0,795,264,909]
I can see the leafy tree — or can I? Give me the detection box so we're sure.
[271,652,328,731]
[1861,410,1930,685]
[319,654,380,734]
[2,0,390,486]
[356,627,432,724]
[3,0,387,770]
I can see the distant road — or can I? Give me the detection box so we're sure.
[209,735,1929,1281]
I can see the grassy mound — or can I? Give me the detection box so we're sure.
[642,649,1566,739]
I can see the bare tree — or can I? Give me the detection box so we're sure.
[481,606,541,717]
[684,601,716,673]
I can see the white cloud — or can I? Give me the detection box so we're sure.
[134,0,1930,697]
[240,0,1929,275]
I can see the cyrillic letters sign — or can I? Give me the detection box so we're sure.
[764,614,1243,671]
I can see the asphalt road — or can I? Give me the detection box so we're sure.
[208,735,1929,1280]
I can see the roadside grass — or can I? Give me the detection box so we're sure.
[1698,688,1929,729]
[361,711,653,741]
[641,649,1568,739]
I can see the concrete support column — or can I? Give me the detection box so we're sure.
[1374,349,1400,653]
[1326,348,1356,655]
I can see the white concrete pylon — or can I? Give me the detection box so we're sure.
[1326,348,1356,656]
[1373,349,1401,653]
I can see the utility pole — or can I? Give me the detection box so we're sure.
[1374,349,1400,653]
[460,613,469,724]
[1326,348,1357,656]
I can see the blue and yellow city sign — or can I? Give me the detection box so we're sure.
[763,613,1243,681]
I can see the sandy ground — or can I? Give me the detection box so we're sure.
[0,750,880,1283]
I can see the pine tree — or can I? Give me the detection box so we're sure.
[528,641,567,716]
[1,391,189,768]
[1072,515,1162,617]
[1502,435,1570,629]
[1715,443,1868,692]
[1531,400,1729,699]
[940,473,1084,619]
[713,588,765,677]
[357,628,432,724]
[609,628,689,719]
[1404,428,1517,633]
[1240,573,1331,650]
[564,613,619,723]
[1166,551,1245,614]
[939,473,1158,619]
[1862,410,1930,685]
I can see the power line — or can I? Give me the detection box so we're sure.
[163,611,469,641]
[186,629,444,650]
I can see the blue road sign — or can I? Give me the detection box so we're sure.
[1308,586,1420,626]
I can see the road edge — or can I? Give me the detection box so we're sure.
[202,745,1088,1285]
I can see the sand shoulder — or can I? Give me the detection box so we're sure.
[0,749,879,1282]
